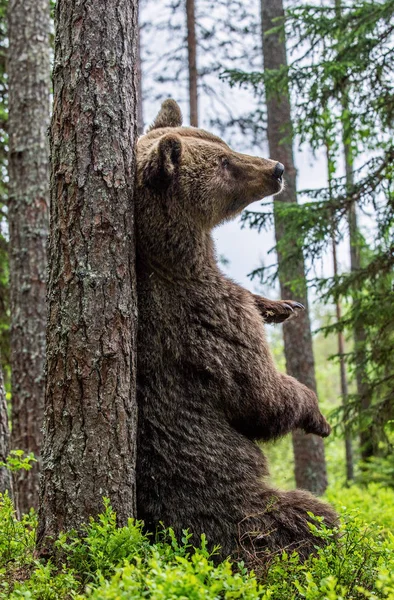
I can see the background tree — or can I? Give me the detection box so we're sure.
[7,0,50,514]
[141,0,263,142]
[137,5,144,135]
[186,0,199,126]
[268,0,394,480]
[0,0,10,384]
[260,0,328,495]
[37,0,139,550]
[228,0,394,483]
[328,144,354,482]
[334,0,371,461]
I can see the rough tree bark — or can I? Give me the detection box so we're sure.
[186,0,199,127]
[7,0,50,514]
[0,362,12,495]
[37,0,139,550]
[261,0,328,495]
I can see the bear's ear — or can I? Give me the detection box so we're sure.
[144,133,183,188]
[148,99,183,131]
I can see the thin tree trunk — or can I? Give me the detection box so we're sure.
[137,12,144,135]
[345,127,371,460]
[325,140,354,482]
[186,0,199,127]
[7,0,50,514]
[0,362,12,496]
[261,0,328,495]
[37,0,139,552]
[332,237,354,482]
[334,0,372,460]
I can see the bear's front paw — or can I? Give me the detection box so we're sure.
[303,413,331,438]
[255,297,305,324]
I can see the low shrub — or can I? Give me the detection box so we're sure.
[0,486,393,599]
[326,482,394,533]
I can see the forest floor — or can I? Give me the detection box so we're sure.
[1,481,394,599]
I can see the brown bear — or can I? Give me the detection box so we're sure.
[135,99,337,563]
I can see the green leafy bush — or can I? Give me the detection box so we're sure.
[0,450,37,473]
[326,482,394,533]
[1,487,394,599]
[0,492,36,568]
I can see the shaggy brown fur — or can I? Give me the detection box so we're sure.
[135,100,337,562]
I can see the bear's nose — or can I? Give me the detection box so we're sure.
[273,162,284,181]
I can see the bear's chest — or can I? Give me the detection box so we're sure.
[138,272,267,383]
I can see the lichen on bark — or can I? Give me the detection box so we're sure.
[8,0,51,514]
[37,0,139,550]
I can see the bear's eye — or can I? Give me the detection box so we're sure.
[221,157,230,169]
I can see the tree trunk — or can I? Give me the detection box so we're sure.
[346,138,372,460]
[37,0,139,552]
[261,0,328,495]
[7,0,50,514]
[186,0,199,127]
[331,216,354,482]
[332,240,354,482]
[334,0,372,461]
[0,362,12,496]
[326,141,354,482]
[137,10,144,136]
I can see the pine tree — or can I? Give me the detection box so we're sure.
[327,145,354,482]
[37,0,139,552]
[0,0,9,377]
[227,0,394,480]
[260,0,328,495]
[186,0,199,126]
[334,0,371,461]
[7,0,50,514]
[266,0,394,475]
[141,0,263,141]
[137,5,144,135]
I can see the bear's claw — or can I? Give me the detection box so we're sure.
[282,303,294,312]
[256,297,305,324]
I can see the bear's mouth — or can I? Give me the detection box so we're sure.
[272,177,284,195]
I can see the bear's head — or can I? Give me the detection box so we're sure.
[136,100,284,268]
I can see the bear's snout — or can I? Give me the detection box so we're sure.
[273,162,284,181]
